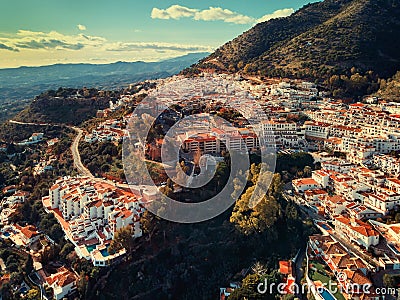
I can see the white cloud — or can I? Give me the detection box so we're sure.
[106,42,212,52]
[0,30,211,54]
[0,30,105,51]
[77,24,87,31]
[0,29,213,68]
[151,5,294,24]
[194,7,254,24]
[151,5,198,20]
[257,8,294,23]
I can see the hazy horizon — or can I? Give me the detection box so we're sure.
[0,51,210,70]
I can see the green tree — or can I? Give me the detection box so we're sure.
[395,213,400,223]
[141,210,158,243]
[9,272,23,285]
[383,274,396,287]
[23,255,34,275]
[0,283,14,300]
[229,274,264,300]
[60,242,75,260]
[252,261,268,276]
[230,185,280,235]
[303,166,312,177]
[77,271,88,298]
[108,226,135,255]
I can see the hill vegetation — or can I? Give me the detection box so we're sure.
[14,87,119,125]
[375,70,400,102]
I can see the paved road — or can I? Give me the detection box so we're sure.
[293,247,306,300]
[8,120,157,192]
[9,120,55,126]
[69,126,94,178]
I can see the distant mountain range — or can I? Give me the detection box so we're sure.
[0,52,209,102]
[187,0,400,84]
[0,52,208,122]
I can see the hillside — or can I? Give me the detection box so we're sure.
[13,88,119,125]
[187,0,400,85]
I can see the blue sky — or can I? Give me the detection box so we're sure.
[0,0,319,68]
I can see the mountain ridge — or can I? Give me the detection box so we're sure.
[186,0,400,89]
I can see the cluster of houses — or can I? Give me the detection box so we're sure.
[0,189,28,224]
[41,177,148,267]
[1,221,81,299]
[84,119,127,144]
[291,148,400,298]
[0,190,85,299]
[304,103,400,164]
[293,158,400,220]
[140,75,316,159]
[308,233,376,299]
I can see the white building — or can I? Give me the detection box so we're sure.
[334,216,379,249]
[45,267,78,300]
[42,177,144,266]
[292,178,320,193]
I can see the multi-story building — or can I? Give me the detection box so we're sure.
[256,119,299,148]
[320,159,356,173]
[363,191,400,214]
[42,177,145,266]
[304,121,330,140]
[312,170,330,188]
[334,216,379,249]
[373,154,400,176]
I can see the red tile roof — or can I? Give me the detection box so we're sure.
[335,216,378,237]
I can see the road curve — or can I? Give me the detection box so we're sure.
[9,119,94,178]
[69,126,94,178]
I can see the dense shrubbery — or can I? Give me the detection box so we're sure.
[376,71,400,102]
[79,141,124,179]
[14,87,121,125]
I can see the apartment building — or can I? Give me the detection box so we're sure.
[334,216,379,249]
[42,177,144,266]
[373,154,400,176]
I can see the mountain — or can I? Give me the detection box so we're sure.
[186,0,400,83]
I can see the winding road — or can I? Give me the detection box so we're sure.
[69,126,94,178]
[9,120,94,178]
